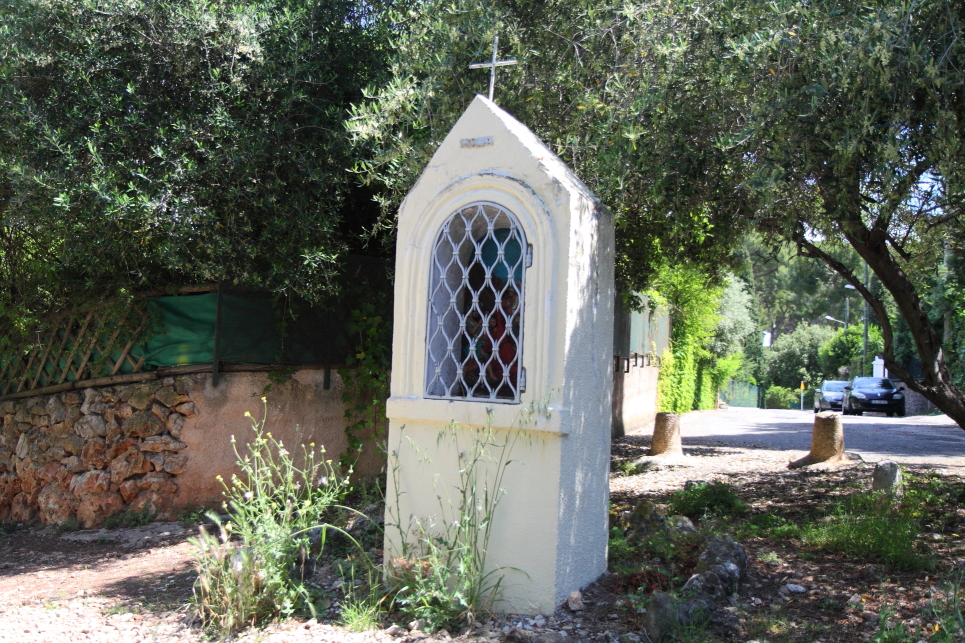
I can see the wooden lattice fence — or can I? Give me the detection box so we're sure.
[0,303,151,398]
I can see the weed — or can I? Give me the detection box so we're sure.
[800,492,933,571]
[667,482,744,519]
[757,550,782,564]
[103,509,153,530]
[337,562,384,631]
[385,411,535,632]
[608,526,635,566]
[190,399,355,635]
[178,507,210,527]
[614,461,643,477]
[104,603,130,616]
[918,569,965,643]
[55,517,83,533]
[738,513,801,540]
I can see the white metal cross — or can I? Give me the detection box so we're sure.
[469,36,518,101]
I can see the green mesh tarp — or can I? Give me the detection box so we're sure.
[142,294,218,368]
[140,256,389,369]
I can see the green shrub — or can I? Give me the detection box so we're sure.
[190,400,353,635]
[765,386,796,409]
[668,482,745,519]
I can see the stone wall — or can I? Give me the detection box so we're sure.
[892,380,937,416]
[0,369,383,528]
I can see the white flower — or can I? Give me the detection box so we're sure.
[243,492,253,500]
[319,476,329,486]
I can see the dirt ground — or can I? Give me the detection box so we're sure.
[2,421,964,643]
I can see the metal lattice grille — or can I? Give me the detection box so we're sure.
[425,203,527,403]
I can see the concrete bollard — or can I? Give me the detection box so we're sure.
[789,411,851,469]
[648,412,683,457]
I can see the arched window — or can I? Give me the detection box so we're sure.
[425,202,528,403]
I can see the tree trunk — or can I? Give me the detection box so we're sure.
[791,205,965,430]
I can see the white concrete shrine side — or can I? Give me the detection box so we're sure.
[385,95,614,615]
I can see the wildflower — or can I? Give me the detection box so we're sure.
[244,411,251,418]
[261,396,267,402]
[243,492,253,500]
[319,476,329,486]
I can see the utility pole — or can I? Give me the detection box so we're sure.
[862,263,869,375]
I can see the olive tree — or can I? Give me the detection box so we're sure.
[351,0,965,427]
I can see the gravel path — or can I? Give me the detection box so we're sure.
[2,408,962,642]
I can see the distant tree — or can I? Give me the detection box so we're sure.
[766,324,835,390]
[710,276,756,357]
[818,326,885,381]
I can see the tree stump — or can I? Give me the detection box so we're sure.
[789,411,851,469]
[648,412,682,457]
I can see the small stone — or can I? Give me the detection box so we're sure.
[139,435,187,453]
[567,590,584,612]
[871,461,903,497]
[848,593,863,605]
[408,619,426,631]
[174,401,197,417]
[926,533,943,542]
[386,624,405,636]
[785,584,806,593]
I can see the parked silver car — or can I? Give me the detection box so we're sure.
[814,380,848,413]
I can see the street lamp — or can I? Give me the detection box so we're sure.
[825,315,846,326]
[844,266,871,375]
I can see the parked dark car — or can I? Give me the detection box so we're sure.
[814,380,849,413]
[842,377,906,417]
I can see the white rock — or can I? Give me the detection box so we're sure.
[567,590,584,611]
[785,584,807,593]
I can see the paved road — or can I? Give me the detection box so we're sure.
[674,407,965,469]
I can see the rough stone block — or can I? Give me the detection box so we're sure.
[122,412,164,438]
[115,403,133,421]
[128,385,157,411]
[128,489,169,517]
[46,396,67,424]
[155,387,190,408]
[119,478,141,503]
[139,472,177,494]
[146,452,166,471]
[109,447,151,484]
[38,462,69,485]
[151,402,171,422]
[77,492,124,528]
[166,413,185,438]
[162,453,188,475]
[0,472,22,506]
[63,434,86,455]
[81,438,109,470]
[64,405,82,426]
[174,401,198,418]
[74,414,107,439]
[70,470,111,496]
[38,482,78,525]
[64,392,81,405]
[10,491,38,523]
[61,455,86,473]
[81,388,106,415]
